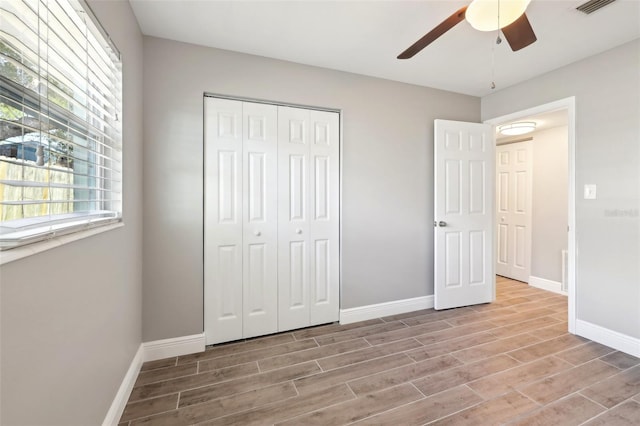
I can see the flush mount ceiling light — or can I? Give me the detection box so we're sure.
[466,0,532,31]
[499,121,536,136]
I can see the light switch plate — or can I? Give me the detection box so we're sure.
[584,184,597,200]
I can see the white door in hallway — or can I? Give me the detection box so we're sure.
[434,120,494,310]
[496,141,532,282]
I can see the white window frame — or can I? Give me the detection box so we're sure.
[0,0,122,256]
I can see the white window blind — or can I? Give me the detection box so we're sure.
[0,0,122,250]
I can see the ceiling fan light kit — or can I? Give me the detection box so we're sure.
[499,121,537,135]
[397,0,537,59]
[466,0,532,31]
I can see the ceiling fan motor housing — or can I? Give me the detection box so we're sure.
[466,0,532,31]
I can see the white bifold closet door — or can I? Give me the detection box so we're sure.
[204,98,279,344]
[204,98,339,345]
[277,107,340,331]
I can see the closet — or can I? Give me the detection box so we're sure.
[204,96,340,345]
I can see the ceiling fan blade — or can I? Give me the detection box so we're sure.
[502,13,537,52]
[397,6,468,59]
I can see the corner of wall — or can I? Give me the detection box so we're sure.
[102,334,206,425]
[102,344,144,426]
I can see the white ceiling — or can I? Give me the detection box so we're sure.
[129,0,640,97]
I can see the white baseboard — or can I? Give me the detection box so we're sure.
[102,344,143,426]
[142,333,206,362]
[529,276,567,296]
[103,333,205,425]
[340,295,434,325]
[576,319,640,358]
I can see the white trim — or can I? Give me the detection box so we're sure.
[103,334,206,425]
[339,110,344,325]
[576,320,640,358]
[102,344,143,426]
[484,96,576,334]
[204,92,340,113]
[0,222,124,265]
[340,295,434,325]
[142,333,206,362]
[529,276,567,296]
[566,98,577,334]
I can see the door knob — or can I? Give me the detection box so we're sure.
[254,230,261,236]
[438,221,447,227]
[295,228,302,234]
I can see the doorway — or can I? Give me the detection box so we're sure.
[485,97,576,333]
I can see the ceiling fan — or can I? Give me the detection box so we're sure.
[398,0,537,59]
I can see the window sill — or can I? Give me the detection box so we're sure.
[0,222,124,266]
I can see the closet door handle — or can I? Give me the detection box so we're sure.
[295,228,303,234]
[254,230,261,236]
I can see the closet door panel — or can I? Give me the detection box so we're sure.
[243,102,278,338]
[204,98,244,345]
[309,110,340,325]
[206,99,340,343]
[278,107,311,332]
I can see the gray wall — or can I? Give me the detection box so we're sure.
[142,37,480,341]
[531,126,569,283]
[0,1,144,424]
[482,39,640,339]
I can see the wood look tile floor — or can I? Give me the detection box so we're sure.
[120,277,640,425]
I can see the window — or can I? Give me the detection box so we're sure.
[0,0,122,250]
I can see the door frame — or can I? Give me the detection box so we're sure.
[484,97,576,333]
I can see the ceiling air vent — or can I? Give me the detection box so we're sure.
[576,0,616,14]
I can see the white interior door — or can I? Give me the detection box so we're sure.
[242,102,278,338]
[496,141,532,282]
[204,98,244,344]
[434,119,494,310]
